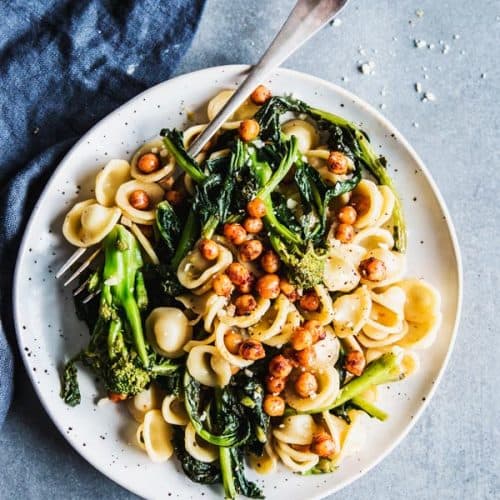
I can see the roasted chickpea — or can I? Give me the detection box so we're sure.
[237,273,255,294]
[359,257,387,282]
[294,347,316,368]
[226,262,251,287]
[335,223,354,243]
[268,355,293,378]
[279,278,298,302]
[246,197,267,218]
[263,395,285,417]
[265,375,286,395]
[311,431,338,458]
[108,391,127,402]
[255,273,280,299]
[198,239,219,261]
[294,371,318,398]
[239,339,266,360]
[239,239,263,262]
[223,223,247,245]
[224,330,244,355]
[243,217,264,234]
[260,250,280,273]
[327,151,349,174]
[239,119,260,142]
[350,194,369,215]
[235,294,257,315]
[337,205,357,225]
[129,189,150,210]
[303,320,326,343]
[299,291,320,312]
[212,273,234,297]
[137,153,160,173]
[164,190,183,206]
[344,350,366,376]
[250,84,272,105]
[291,326,314,351]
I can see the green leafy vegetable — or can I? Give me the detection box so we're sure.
[172,426,221,485]
[155,200,181,257]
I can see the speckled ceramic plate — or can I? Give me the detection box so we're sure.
[13,65,462,500]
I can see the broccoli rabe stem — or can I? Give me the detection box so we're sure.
[102,225,149,367]
[351,396,388,421]
[162,131,206,184]
[306,352,403,415]
[134,271,148,311]
[309,107,407,252]
[219,445,237,499]
[170,209,198,270]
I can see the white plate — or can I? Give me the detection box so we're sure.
[13,65,462,500]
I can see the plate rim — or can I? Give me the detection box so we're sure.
[12,63,463,499]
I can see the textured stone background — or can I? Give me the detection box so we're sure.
[1,0,498,499]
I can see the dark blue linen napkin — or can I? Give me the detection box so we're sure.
[0,0,206,428]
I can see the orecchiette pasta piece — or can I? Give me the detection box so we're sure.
[374,185,395,227]
[362,286,406,339]
[177,242,233,289]
[184,423,218,463]
[127,385,163,423]
[398,313,442,349]
[249,441,278,475]
[284,365,340,412]
[262,305,302,347]
[182,124,207,149]
[352,179,384,229]
[214,322,253,368]
[95,159,131,207]
[146,307,193,358]
[302,285,335,326]
[220,297,271,328]
[313,330,341,367]
[186,345,232,387]
[182,333,216,353]
[357,321,408,348]
[176,291,227,332]
[115,180,164,224]
[130,139,175,183]
[281,119,319,152]
[396,279,441,323]
[352,227,395,251]
[365,346,420,377]
[272,414,317,445]
[331,410,366,466]
[62,199,121,247]
[360,247,406,288]
[250,294,291,342]
[207,89,260,129]
[161,395,189,426]
[130,222,160,265]
[274,440,320,473]
[332,286,372,337]
[141,409,173,463]
[323,245,365,292]
[136,423,146,451]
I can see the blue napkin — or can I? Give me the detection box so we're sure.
[0,0,206,428]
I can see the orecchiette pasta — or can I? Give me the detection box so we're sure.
[332,286,372,337]
[186,345,232,387]
[115,179,164,224]
[184,422,218,463]
[139,409,173,463]
[95,159,131,207]
[161,395,189,426]
[63,199,121,247]
[130,139,175,183]
[281,119,319,152]
[145,307,192,358]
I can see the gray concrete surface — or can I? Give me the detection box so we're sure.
[1,0,498,498]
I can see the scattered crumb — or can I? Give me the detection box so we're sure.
[415,82,422,92]
[341,76,349,82]
[415,8,424,18]
[414,39,427,48]
[379,103,386,110]
[413,122,419,128]
[422,91,436,102]
[481,73,487,79]
[441,44,450,54]
[453,34,460,40]
[358,61,376,75]
[331,18,342,27]
[427,43,435,49]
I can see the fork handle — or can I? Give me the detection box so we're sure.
[187,0,349,157]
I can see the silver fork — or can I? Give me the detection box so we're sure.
[55,0,349,295]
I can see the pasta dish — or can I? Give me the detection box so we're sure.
[60,85,442,498]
